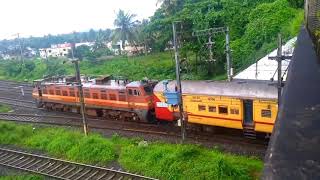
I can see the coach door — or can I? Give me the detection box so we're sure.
[243,100,253,125]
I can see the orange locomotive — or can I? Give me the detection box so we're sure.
[32,76,156,122]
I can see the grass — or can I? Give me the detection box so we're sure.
[0,121,263,180]
[0,104,11,113]
[0,175,43,180]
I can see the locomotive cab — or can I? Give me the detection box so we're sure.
[126,81,154,109]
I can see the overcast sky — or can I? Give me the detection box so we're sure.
[0,0,159,39]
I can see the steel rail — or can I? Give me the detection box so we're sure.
[0,147,157,180]
[0,99,36,109]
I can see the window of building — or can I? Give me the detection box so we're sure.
[198,105,206,111]
[49,89,54,95]
[62,91,68,96]
[109,94,117,100]
[230,108,239,115]
[69,90,75,97]
[92,93,99,99]
[219,106,228,114]
[43,89,48,94]
[261,109,272,118]
[55,90,61,95]
[208,106,216,112]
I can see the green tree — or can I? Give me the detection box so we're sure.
[112,9,138,53]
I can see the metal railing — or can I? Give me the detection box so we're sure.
[305,0,320,56]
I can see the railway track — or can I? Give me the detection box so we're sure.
[0,147,156,180]
[0,97,36,109]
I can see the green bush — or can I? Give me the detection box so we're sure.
[119,143,262,180]
[0,122,33,145]
[66,134,116,164]
[0,121,263,180]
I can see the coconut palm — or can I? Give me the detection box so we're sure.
[112,10,138,54]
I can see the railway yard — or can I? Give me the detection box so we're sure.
[0,80,267,179]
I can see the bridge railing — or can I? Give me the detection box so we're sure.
[305,0,320,56]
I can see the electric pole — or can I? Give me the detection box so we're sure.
[13,33,24,65]
[225,27,232,81]
[192,27,233,81]
[172,22,186,142]
[71,46,88,136]
[268,34,292,106]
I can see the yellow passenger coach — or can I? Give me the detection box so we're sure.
[153,80,278,136]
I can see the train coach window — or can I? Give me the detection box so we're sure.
[101,93,108,100]
[230,108,239,115]
[109,94,117,100]
[92,93,99,99]
[218,106,228,114]
[84,92,90,98]
[55,90,61,95]
[209,106,216,112]
[119,91,126,101]
[69,91,75,97]
[134,90,141,96]
[128,89,133,95]
[198,105,206,111]
[144,86,152,95]
[62,91,68,96]
[49,89,54,95]
[261,109,272,118]
[119,95,126,101]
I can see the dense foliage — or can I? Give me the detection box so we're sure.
[0,121,263,179]
[0,0,304,81]
[144,0,303,74]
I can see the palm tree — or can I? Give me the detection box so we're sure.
[112,10,137,54]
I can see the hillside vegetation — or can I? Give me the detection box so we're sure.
[0,0,303,81]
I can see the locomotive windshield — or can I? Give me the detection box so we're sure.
[144,86,153,95]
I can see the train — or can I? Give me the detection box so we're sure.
[32,75,278,137]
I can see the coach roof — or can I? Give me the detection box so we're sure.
[154,80,278,100]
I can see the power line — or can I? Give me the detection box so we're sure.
[192,27,233,81]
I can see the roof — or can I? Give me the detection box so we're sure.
[234,37,296,81]
[154,80,277,100]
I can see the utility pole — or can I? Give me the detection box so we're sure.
[268,34,292,106]
[71,46,88,136]
[172,22,186,142]
[225,27,232,81]
[276,34,282,106]
[13,33,24,65]
[192,27,232,81]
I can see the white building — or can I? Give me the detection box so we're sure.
[234,37,296,81]
[39,43,72,59]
